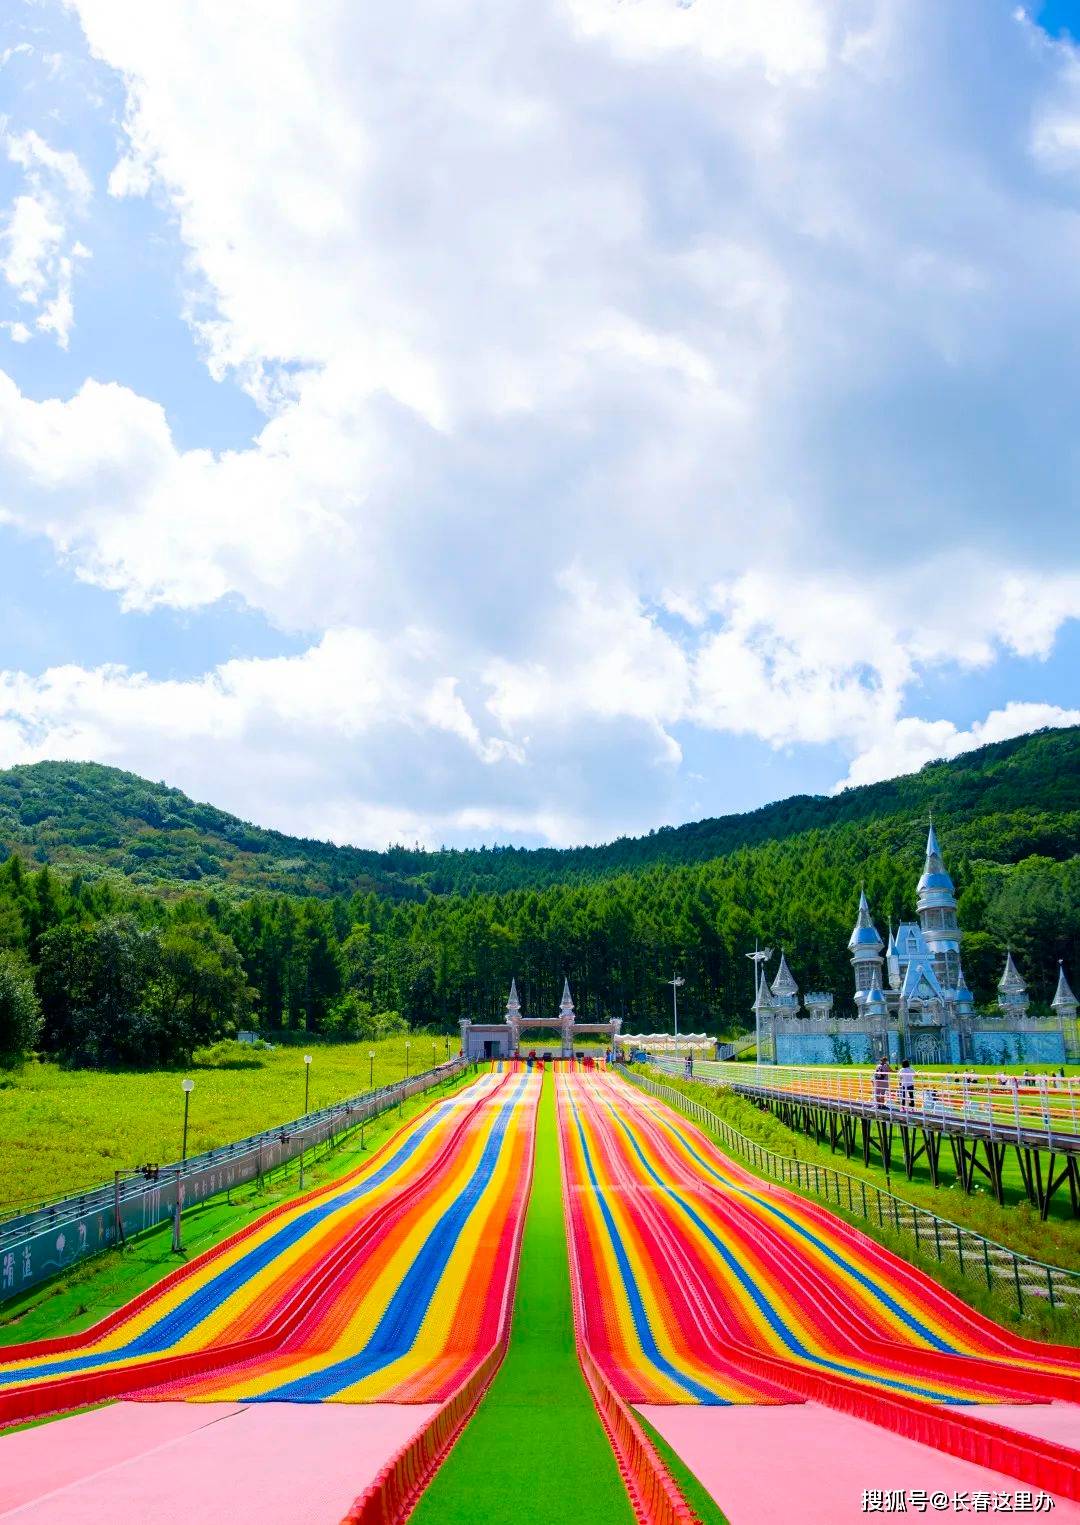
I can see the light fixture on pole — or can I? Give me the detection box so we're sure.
[746,944,773,1065]
[405,1040,411,1080]
[368,1050,375,1090]
[667,975,685,1053]
[180,1078,194,1164]
[300,1053,312,1190]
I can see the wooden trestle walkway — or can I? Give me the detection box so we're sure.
[654,1059,1080,1219]
[732,1079,1079,1219]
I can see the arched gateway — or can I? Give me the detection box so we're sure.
[460,978,622,1060]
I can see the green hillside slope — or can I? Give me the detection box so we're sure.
[0,727,1076,1060]
[2,726,1078,899]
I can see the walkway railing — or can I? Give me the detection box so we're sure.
[653,1058,1080,1152]
[625,1067,1080,1324]
[715,1034,756,1062]
[0,1059,466,1301]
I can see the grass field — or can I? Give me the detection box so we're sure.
[411,1072,636,1525]
[0,1036,459,1214]
[0,1067,473,1361]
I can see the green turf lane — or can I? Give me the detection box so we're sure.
[411,1070,635,1525]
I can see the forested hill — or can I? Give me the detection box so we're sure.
[0,727,1078,1063]
[0,726,1078,898]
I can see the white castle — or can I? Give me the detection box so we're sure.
[754,825,1078,1066]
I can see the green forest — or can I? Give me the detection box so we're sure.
[0,726,1078,1066]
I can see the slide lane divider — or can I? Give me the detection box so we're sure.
[557,1077,699,1525]
[338,1071,540,1524]
[0,1073,513,1427]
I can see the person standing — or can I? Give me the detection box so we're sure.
[899,1057,916,1110]
[873,1057,889,1108]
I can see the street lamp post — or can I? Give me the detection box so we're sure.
[667,975,685,1057]
[746,945,773,1067]
[181,1078,194,1164]
[300,1053,312,1190]
[405,1041,411,1080]
[368,1050,375,1090]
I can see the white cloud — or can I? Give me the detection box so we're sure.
[0,2,1076,843]
[1,130,91,348]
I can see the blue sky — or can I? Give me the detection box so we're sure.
[1,0,1079,849]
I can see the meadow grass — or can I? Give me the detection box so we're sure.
[0,1036,458,1213]
[0,1068,474,1374]
[411,1072,635,1525]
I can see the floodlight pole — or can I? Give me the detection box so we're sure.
[746,944,773,1066]
[181,1078,195,1164]
[667,975,685,1056]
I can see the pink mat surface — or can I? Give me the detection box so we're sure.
[0,1401,439,1524]
[957,1403,1080,1449]
[0,1402,246,1512]
[637,1403,1080,1525]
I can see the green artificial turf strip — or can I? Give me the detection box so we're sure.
[635,1412,730,1525]
[0,1072,473,1357]
[411,1072,636,1525]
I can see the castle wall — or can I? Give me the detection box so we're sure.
[772,1026,1066,1066]
[968,1029,1065,1065]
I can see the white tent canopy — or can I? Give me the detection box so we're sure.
[615,1033,715,1052]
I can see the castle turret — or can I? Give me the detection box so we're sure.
[863,970,888,1019]
[849,889,884,999]
[954,963,975,1018]
[885,923,900,990]
[770,952,800,1016]
[1052,962,1078,1024]
[916,823,961,989]
[1052,963,1078,1060]
[506,978,522,1020]
[997,950,1029,1018]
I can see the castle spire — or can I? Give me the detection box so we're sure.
[1052,961,1078,1014]
[997,949,1030,1018]
[999,949,1026,994]
[771,951,798,998]
[848,888,883,951]
[916,819,961,986]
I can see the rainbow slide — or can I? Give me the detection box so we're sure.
[0,1069,539,1424]
[558,1069,1080,1506]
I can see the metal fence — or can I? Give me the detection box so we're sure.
[0,1059,466,1302]
[655,1058,1080,1151]
[625,1067,1080,1324]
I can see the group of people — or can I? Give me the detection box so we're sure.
[871,1057,917,1109]
[869,1059,1070,1112]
